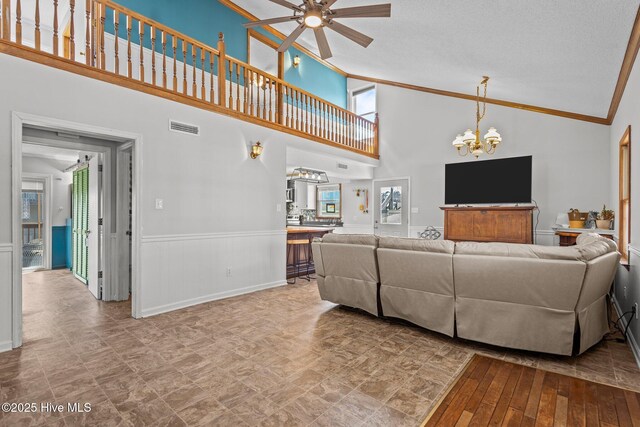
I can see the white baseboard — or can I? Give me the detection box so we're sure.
[140,280,287,318]
[0,340,13,353]
[612,295,640,369]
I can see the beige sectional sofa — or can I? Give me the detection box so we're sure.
[311,233,619,356]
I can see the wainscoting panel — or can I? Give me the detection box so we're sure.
[0,244,14,352]
[140,231,287,317]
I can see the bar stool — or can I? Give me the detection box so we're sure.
[287,234,312,284]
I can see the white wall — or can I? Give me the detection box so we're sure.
[609,50,640,359]
[22,157,72,227]
[348,78,611,241]
[0,53,382,346]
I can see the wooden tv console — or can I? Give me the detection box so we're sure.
[440,206,534,244]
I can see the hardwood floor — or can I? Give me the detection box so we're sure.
[1,270,638,426]
[424,354,640,426]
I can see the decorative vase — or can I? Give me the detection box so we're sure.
[596,219,611,230]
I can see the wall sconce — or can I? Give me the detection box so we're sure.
[250,142,263,159]
[292,55,301,68]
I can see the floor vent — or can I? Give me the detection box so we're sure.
[169,120,200,136]
[337,163,348,170]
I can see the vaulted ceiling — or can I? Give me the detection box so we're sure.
[232,0,639,119]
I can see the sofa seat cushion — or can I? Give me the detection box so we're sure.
[379,237,455,254]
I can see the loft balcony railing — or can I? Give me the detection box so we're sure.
[0,0,379,158]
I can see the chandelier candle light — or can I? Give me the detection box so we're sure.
[452,76,502,158]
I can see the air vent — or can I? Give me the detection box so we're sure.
[169,120,200,136]
[337,163,348,170]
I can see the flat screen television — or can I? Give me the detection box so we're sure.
[445,156,532,205]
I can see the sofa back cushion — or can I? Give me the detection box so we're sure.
[454,241,583,261]
[321,233,379,247]
[379,237,455,254]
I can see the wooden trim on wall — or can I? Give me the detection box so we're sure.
[607,6,640,124]
[619,125,631,262]
[218,0,347,77]
[347,74,610,125]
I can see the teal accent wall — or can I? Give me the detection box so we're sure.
[111,0,347,107]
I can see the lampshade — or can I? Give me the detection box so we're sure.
[484,127,501,145]
[452,134,465,148]
[462,129,475,144]
[290,168,329,183]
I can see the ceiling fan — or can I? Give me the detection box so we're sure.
[242,0,391,60]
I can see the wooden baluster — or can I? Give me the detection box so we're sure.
[15,0,21,44]
[34,0,41,49]
[243,67,249,113]
[286,87,291,127]
[217,33,226,107]
[1,0,10,40]
[248,71,253,116]
[374,113,379,157]
[138,21,144,79]
[150,26,156,85]
[209,51,215,103]
[254,72,259,116]
[200,48,205,99]
[84,0,90,64]
[171,35,177,91]
[99,3,106,68]
[182,40,187,94]
[161,31,167,88]
[192,44,197,96]
[306,95,310,133]
[126,15,132,77]
[236,63,240,111]
[53,0,58,55]
[69,0,75,58]
[268,81,273,122]
[262,77,267,119]
[113,11,119,74]
[228,60,233,109]
[295,91,299,130]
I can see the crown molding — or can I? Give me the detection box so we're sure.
[348,74,610,125]
[607,4,640,124]
[218,0,347,77]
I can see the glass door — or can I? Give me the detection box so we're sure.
[374,179,409,237]
[22,179,46,269]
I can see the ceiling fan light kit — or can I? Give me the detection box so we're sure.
[243,0,391,60]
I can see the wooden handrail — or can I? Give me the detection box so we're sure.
[0,0,378,158]
[98,0,219,55]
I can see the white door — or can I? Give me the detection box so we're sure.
[87,156,101,299]
[374,179,409,237]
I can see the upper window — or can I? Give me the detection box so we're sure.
[619,126,631,261]
[352,86,376,122]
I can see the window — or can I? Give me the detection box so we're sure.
[352,86,376,122]
[619,126,631,261]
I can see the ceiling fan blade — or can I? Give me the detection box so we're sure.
[269,0,303,12]
[313,27,332,59]
[330,4,391,18]
[243,16,299,28]
[322,0,339,9]
[326,20,373,47]
[277,23,307,52]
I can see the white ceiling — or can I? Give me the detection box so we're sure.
[234,0,639,118]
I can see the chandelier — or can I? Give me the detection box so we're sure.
[452,76,502,158]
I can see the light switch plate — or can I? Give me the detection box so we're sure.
[155,199,164,210]
[411,207,419,213]
[276,204,282,212]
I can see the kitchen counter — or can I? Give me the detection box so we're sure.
[287,226,336,233]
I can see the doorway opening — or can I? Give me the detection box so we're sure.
[12,113,142,349]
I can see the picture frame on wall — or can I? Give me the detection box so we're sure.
[327,203,336,213]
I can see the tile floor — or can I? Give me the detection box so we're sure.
[0,270,638,426]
